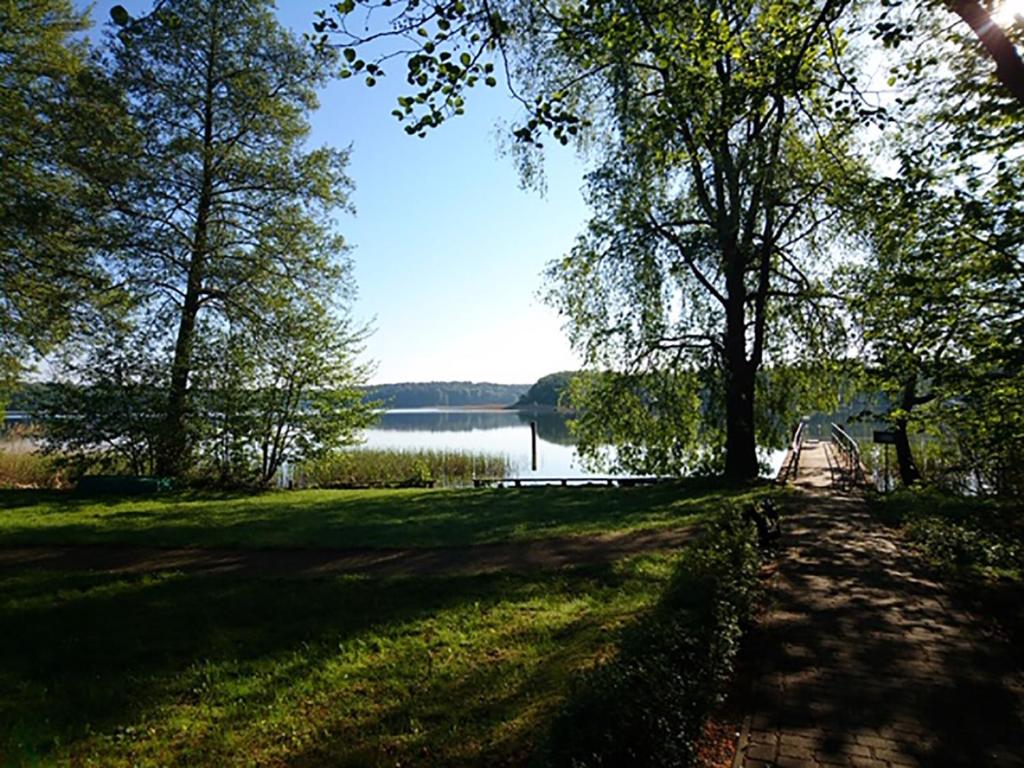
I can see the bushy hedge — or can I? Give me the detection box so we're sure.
[540,508,763,767]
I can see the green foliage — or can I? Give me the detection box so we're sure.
[568,368,713,475]
[29,0,372,484]
[541,508,763,767]
[100,0,358,477]
[873,488,1022,578]
[842,8,1024,494]
[567,364,837,476]
[194,306,376,487]
[302,448,513,487]
[37,324,167,477]
[0,0,132,401]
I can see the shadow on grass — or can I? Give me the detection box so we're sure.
[0,558,665,766]
[0,479,774,550]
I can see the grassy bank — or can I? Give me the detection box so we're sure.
[0,480,775,550]
[0,445,514,491]
[302,448,513,488]
[871,488,1023,642]
[0,553,680,767]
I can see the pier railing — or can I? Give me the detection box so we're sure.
[777,420,807,481]
[830,423,865,485]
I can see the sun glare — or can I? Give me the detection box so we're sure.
[993,0,1024,28]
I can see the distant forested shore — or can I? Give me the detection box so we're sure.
[361,381,531,408]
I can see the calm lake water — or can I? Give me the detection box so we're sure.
[359,409,788,479]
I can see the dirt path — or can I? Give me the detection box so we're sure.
[732,441,1024,767]
[0,524,696,578]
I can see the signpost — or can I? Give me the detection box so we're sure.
[873,430,897,492]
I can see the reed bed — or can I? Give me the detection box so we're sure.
[301,448,514,488]
[0,449,63,489]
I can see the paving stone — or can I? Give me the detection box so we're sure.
[742,742,778,761]
[775,756,819,768]
[729,443,1024,768]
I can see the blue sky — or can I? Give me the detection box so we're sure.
[80,0,590,384]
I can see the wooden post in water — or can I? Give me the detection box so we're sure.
[530,421,538,471]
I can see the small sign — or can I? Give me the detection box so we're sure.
[873,430,898,445]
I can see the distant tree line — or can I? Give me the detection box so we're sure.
[514,372,578,409]
[362,381,529,408]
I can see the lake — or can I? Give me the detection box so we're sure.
[358,409,789,479]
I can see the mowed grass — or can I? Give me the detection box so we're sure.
[0,480,774,550]
[0,553,680,767]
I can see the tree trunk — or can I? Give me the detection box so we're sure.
[155,28,218,477]
[156,253,206,476]
[948,0,1024,105]
[893,377,922,486]
[725,360,759,481]
[723,273,759,481]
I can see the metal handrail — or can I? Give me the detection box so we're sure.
[779,420,807,481]
[830,423,865,484]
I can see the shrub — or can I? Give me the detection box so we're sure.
[540,508,763,767]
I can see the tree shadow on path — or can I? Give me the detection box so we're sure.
[736,486,1024,767]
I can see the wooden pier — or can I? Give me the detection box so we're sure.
[472,476,669,488]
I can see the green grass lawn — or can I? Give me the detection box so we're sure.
[0,479,773,550]
[1,553,680,767]
[0,481,777,766]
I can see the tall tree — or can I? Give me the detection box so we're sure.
[323,0,858,479]
[836,0,1023,493]
[0,0,129,404]
[843,169,980,485]
[106,0,355,477]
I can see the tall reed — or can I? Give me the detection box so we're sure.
[301,449,514,488]
[0,449,63,489]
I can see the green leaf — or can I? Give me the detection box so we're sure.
[460,52,471,67]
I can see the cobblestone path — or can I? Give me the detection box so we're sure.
[733,441,1024,767]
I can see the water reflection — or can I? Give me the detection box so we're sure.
[361,409,586,477]
[372,409,574,445]
[362,409,786,479]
